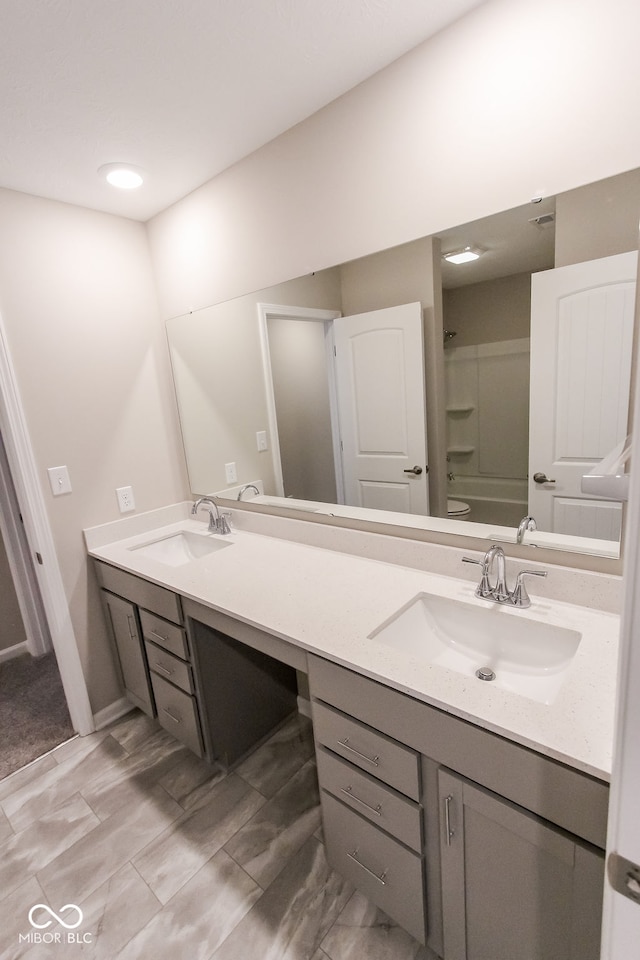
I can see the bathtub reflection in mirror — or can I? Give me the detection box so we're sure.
[167,169,640,562]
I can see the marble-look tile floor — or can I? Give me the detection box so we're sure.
[0,710,439,960]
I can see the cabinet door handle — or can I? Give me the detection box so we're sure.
[154,662,174,677]
[162,707,182,724]
[444,794,454,846]
[126,615,137,641]
[337,737,379,767]
[340,786,382,816]
[347,849,387,885]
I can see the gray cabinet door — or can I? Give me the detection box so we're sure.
[103,590,155,717]
[438,769,604,960]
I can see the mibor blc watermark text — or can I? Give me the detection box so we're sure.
[19,904,93,945]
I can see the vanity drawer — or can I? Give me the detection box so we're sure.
[95,561,183,625]
[316,745,422,852]
[309,655,608,847]
[150,673,203,758]
[140,610,189,660]
[144,640,194,694]
[312,700,420,801]
[321,790,426,944]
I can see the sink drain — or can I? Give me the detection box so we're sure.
[475,666,496,682]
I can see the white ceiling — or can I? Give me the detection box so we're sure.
[0,0,485,222]
[439,199,557,289]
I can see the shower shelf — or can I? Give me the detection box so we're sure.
[446,405,475,414]
[447,445,475,456]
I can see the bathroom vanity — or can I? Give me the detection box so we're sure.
[95,560,299,767]
[309,655,606,958]
[85,504,619,960]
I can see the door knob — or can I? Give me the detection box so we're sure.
[403,466,423,476]
[533,472,556,484]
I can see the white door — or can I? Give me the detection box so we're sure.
[333,302,429,515]
[601,252,640,957]
[528,251,637,538]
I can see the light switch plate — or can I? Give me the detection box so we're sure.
[48,465,72,496]
[225,462,237,484]
[256,430,268,452]
[116,486,135,513]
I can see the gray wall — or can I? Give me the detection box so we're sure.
[443,273,531,348]
[268,316,338,503]
[0,531,27,652]
[556,168,640,267]
[0,188,189,712]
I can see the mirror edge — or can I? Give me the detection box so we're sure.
[222,497,624,576]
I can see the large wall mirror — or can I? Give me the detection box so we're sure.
[167,168,640,562]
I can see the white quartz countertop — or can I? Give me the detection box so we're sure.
[86,513,620,782]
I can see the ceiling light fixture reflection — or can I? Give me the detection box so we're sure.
[98,163,145,189]
[443,246,482,264]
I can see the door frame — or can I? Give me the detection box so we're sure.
[0,311,94,735]
[257,303,343,502]
[600,245,640,956]
[0,430,50,657]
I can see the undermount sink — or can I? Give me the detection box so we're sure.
[369,592,581,704]
[129,530,231,567]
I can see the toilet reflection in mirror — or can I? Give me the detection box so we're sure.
[167,168,640,562]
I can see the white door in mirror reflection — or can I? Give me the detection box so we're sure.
[333,302,429,515]
[529,250,637,539]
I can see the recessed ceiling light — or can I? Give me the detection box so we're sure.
[443,246,482,265]
[98,163,145,190]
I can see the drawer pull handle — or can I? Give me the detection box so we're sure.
[347,849,387,885]
[444,794,454,846]
[150,630,169,644]
[341,786,382,816]
[154,663,174,677]
[162,707,182,724]
[337,738,379,767]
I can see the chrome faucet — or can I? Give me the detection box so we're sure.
[191,496,231,535]
[237,483,260,501]
[462,544,546,608]
[516,515,537,544]
[464,544,510,602]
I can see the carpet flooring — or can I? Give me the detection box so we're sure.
[0,650,74,780]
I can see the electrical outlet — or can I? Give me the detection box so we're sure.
[256,430,268,452]
[225,462,237,484]
[116,485,135,513]
[47,465,72,496]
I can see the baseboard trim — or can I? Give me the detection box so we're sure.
[93,697,135,730]
[0,640,28,663]
[297,695,311,719]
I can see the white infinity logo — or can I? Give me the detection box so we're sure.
[28,904,84,930]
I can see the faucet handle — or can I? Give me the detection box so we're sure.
[462,556,493,599]
[216,514,232,535]
[511,569,547,607]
